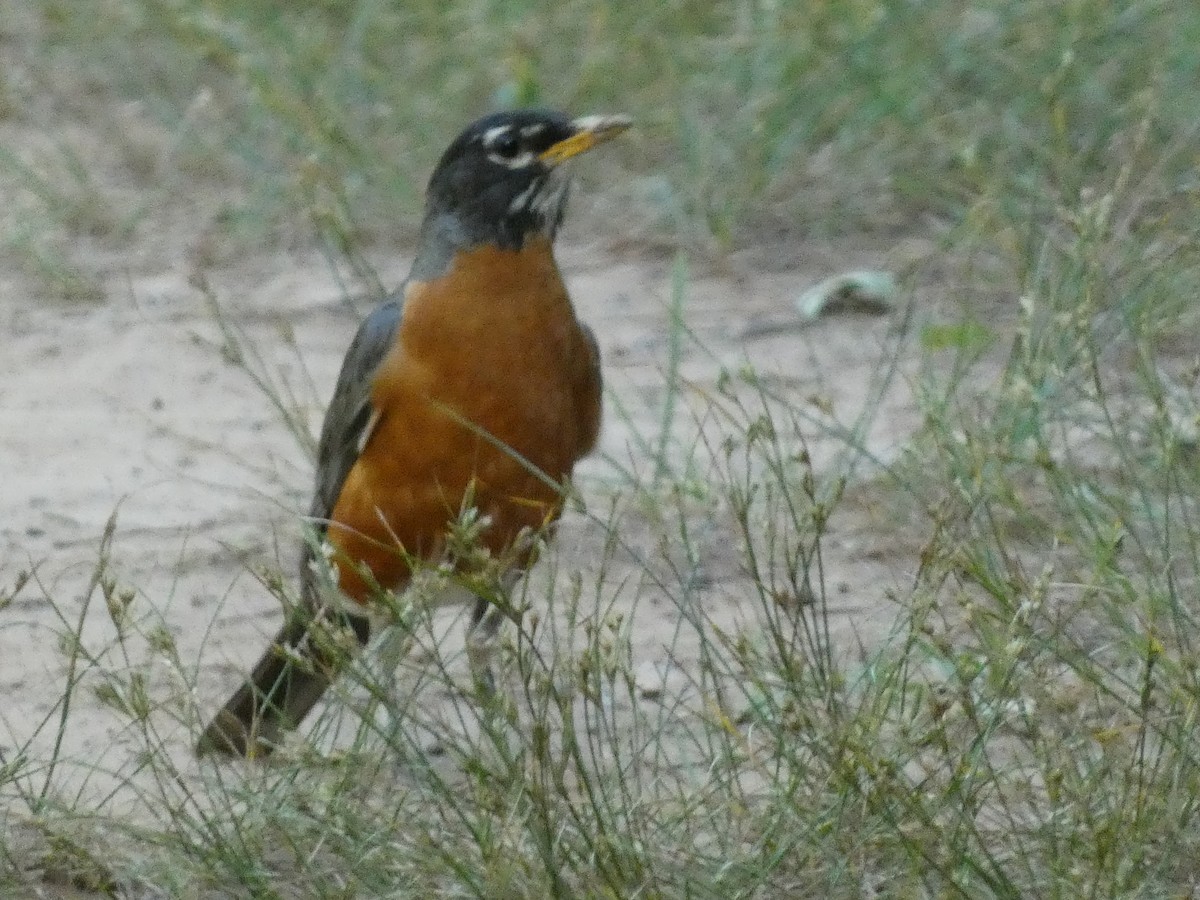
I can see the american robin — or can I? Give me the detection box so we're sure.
[196,108,630,757]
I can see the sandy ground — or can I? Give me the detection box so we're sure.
[0,67,953,832]
[0,235,932,785]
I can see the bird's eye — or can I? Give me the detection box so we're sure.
[491,131,520,159]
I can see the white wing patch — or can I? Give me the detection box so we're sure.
[357,406,382,455]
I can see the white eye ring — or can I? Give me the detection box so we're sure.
[487,149,536,169]
[483,125,536,169]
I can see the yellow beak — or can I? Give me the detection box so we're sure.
[540,114,632,165]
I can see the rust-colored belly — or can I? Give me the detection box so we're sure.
[325,240,599,603]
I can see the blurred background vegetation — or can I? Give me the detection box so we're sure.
[4,0,1197,266]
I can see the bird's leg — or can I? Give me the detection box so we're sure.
[465,597,505,696]
[358,581,424,752]
[465,568,522,697]
[373,615,413,694]
[368,617,413,752]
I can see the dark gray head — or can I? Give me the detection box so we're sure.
[411,108,631,276]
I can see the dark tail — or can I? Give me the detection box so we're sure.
[196,609,371,758]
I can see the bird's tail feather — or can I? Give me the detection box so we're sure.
[195,609,371,758]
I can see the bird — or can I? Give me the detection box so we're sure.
[196,108,630,757]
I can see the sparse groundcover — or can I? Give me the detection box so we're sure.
[3,0,1200,897]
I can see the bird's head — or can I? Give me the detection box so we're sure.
[413,108,631,275]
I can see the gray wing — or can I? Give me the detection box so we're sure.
[576,322,604,456]
[201,300,403,754]
[307,297,404,526]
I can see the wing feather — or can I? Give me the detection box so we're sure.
[575,322,603,456]
[308,298,403,526]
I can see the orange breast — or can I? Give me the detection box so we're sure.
[325,239,600,603]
